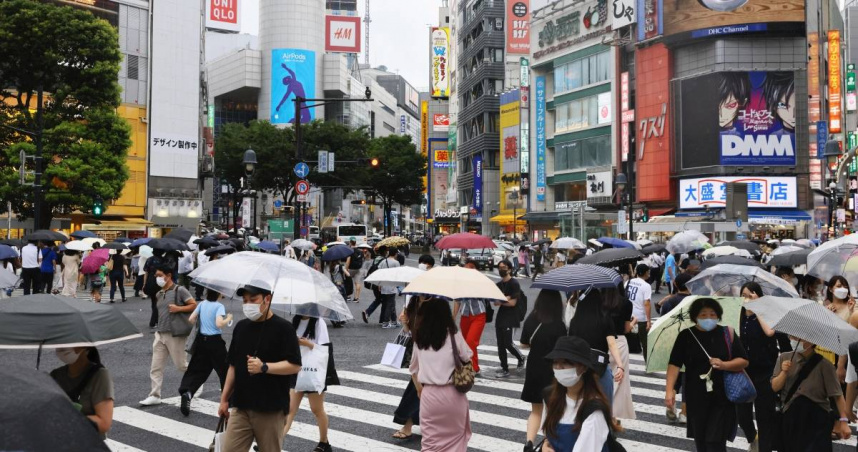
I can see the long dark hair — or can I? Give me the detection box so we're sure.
[404,296,420,333]
[86,347,102,366]
[291,315,317,340]
[600,282,626,312]
[827,275,851,303]
[542,363,614,439]
[740,281,764,298]
[413,298,458,351]
[533,290,564,324]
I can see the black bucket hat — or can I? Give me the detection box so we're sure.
[544,336,598,372]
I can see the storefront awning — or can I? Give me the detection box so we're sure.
[149,216,201,229]
[85,217,153,231]
[489,214,526,224]
[520,211,561,222]
[748,209,811,225]
[648,208,675,217]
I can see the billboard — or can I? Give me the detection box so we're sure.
[535,75,547,201]
[433,114,450,132]
[679,176,797,209]
[613,0,636,30]
[637,0,663,41]
[829,31,842,133]
[472,154,483,219]
[430,146,449,215]
[325,16,361,53]
[206,0,241,32]
[662,0,804,39]
[507,0,530,54]
[430,28,450,98]
[270,49,316,125]
[500,90,523,213]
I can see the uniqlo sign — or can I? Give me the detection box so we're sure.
[206,0,240,32]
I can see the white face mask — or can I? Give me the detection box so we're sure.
[155,276,167,288]
[418,263,427,271]
[796,341,811,354]
[834,287,849,300]
[56,348,82,365]
[790,339,799,351]
[243,303,264,321]
[554,367,582,387]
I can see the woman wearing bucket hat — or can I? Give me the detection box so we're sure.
[536,336,621,452]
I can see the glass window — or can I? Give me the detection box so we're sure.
[580,58,590,86]
[588,97,598,127]
[568,141,581,169]
[580,97,590,128]
[589,54,599,85]
[599,52,611,82]
[569,60,582,90]
[555,145,567,171]
[554,65,566,92]
[569,100,582,130]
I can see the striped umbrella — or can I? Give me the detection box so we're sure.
[745,296,858,354]
[532,264,623,292]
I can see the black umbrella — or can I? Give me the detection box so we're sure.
[113,237,133,244]
[26,230,68,243]
[532,264,623,292]
[148,238,190,252]
[700,255,766,270]
[193,237,220,247]
[0,238,25,247]
[164,228,194,243]
[767,248,812,267]
[204,244,237,256]
[322,244,355,261]
[641,243,667,255]
[102,242,128,251]
[718,240,762,254]
[69,230,97,239]
[0,365,111,451]
[534,238,552,246]
[577,248,644,267]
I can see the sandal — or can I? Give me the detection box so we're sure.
[392,431,412,440]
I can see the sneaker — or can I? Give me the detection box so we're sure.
[109,299,115,304]
[517,356,527,369]
[122,298,127,303]
[495,369,510,378]
[361,311,368,324]
[666,407,677,422]
[523,440,535,452]
[678,413,687,425]
[139,396,162,406]
[382,322,397,329]
[313,442,333,452]
[180,392,191,416]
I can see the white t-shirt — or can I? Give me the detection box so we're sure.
[540,395,610,452]
[137,255,148,276]
[296,318,330,345]
[847,353,857,385]
[21,244,40,269]
[626,277,652,321]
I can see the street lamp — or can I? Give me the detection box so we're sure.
[615,173,630,239]
[243,149,257,233]
[823,141,841,238]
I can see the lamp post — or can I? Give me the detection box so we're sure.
[243,149,257,233]
[615,173,631,239]
[510,189,519,241]
[823,141,842,239]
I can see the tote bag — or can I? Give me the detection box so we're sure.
[380,330,410,368]
[295,345,330,394]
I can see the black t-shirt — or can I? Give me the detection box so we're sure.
[568,299,615,353]
[227,314,301,413]
[669,326,748,407]
[610,299,634,335]
[109,254,125,272]
[659,293,688,316]
[495,278,522,328]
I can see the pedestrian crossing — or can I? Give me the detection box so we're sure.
[103,345,857,452]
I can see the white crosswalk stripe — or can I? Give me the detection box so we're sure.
[104,346,857,452]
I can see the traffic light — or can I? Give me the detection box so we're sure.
[370,157,379,168]
[92,196,104,217]
[350,199,367,205]
[642,206,649,223]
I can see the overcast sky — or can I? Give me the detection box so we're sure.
[241,0,442,92]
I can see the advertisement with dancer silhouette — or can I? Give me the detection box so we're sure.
[271,48,315,124]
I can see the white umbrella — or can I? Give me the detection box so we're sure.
[356,243,373,250]
[64,241,92,252]
[746,296,858,354]
[806,234,858,283]
[624,240,642,250]
[636,239,653,247]
[401,266,505,302]
[702,246,751,259]
[326,241,347,247]
[551,237,586,250]
[139,245,153,258]
[666,230,709,254]
[291,239,316,251]
[80,237,106,247]
[187,235,199,251]
[588,239,603,248]
[189,251,352,322]
[771,245,804,256]
[364,266,424,287]
[795,239,816,249]
[686,264,799,298]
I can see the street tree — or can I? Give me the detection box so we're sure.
[0,0,130,228]
[363,135,425,236]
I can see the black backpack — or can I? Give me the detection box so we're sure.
[349,249,364,270]
[363,256,383,290]
[516,291,528,321]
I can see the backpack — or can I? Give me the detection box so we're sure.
[364,256,383,289]
[349,249,364,270]
[516,291,528,321]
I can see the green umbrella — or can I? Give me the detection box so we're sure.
[645,296,744,372]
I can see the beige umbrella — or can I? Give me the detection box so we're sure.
[401,266,505,302]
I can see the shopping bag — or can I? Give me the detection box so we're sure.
[295,345,329,394]
[208,416,226,452]
[380,330,409,369]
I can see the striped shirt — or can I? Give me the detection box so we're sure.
[459,299,486,317]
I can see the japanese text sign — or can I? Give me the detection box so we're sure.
[679,176,797,209]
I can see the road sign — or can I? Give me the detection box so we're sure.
[328,152,335,172]
[273,199,283,208]
[295,180,310,195]
[293,162,309,178]
[300,227,308,236]
[735,218,742,228]
[318,151,329,173]
[736,233,746,240]
[297,194,307,202]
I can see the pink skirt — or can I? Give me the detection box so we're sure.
[420,384,471,451]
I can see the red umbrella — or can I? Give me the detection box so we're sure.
[80,248,109,274]
[435,233,497,250]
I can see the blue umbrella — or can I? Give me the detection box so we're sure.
[322,244,354,262]
[597,237,635,249]
[0,244,17,260]
[256,241,280,252]
[70,230,97,239]
[532,264,623,292]
[131,238,152,247]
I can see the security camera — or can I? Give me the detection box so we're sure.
[365,87,371,99]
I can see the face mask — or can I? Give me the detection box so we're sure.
[796,341,811,354]
[790,339,799,351]
[243,303,264,321]
[697,318,719,332]
[499,269,509,278]
[418,264,427,271]
[554,368,582,387]
[56,348,82,365]
[155,276,167,288]
[834,287,849,300]
[791,277,798,286]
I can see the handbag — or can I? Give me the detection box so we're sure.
[689,326,756,403]
[381,330,409,369]
[295,344,330,393]
[185,320,200,354]
[484,300,495,323]
[208,416,227,452]
[448,331,475,393]
[168,287,193,337]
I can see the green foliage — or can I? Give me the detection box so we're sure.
[363,135,426,235]
[0,0,129,225]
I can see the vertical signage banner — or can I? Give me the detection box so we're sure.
[472,154,483,218]
[500,90,521,214]
[507,0,530,54]
[270,49,315,125]
[430,28,450,98]
[421,100,428,195]
[535,76,547,201]
[637,0,663,41]
[808,32,822,189]
[520,57,531,192]
[829,30,842,134]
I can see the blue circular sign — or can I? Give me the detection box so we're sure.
[735,219,742,228]
[294,162,310,179]
[274,200,283,208]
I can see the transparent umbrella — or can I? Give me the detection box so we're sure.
[701,246,751,259]
[189,252,353,322]
[550,237,587,250]
[686,264,799,298]
[666,230,710,254]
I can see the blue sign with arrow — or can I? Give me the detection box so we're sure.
[294,162,310,179]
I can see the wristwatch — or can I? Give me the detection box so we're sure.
[261,362,269,374]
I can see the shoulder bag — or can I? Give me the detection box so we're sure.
[689,326,756,403]
[770,353,824,451]
[168,287,193,337]
[449,331,475,393]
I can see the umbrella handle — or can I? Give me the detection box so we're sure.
[36,341,45,370]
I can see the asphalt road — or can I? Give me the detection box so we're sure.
[2,257,856,451]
